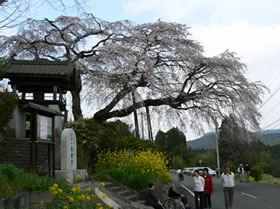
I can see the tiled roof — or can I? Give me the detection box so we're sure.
[5,59,74,76]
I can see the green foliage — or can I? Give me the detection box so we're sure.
[0,164,70,199]
[250,165,263,182]
[66,118,157,171]
[155,130,167,151]
[155,127,186,153]
[172,155,185,169]
[224,161,237,173]
[155,127,192,168]
[268,159,280,178]
[219,115,249,166]
[94,149,171,189]
[92,167,156,190]
[191,150,217,168]
[0,92,17,133]
[45,183,101,209]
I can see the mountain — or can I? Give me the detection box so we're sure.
[260,129,280,145]
[187,132,216,149]
[187,129,280,149]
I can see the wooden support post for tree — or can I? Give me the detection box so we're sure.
[146,106,153,142]
[141,111,144,139]
[131,91,140,138]
[215,126,221,174]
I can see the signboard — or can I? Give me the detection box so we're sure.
[37,115,52,140]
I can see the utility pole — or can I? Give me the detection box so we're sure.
[215,125,221,175]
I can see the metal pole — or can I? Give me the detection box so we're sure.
[215,126,221,175]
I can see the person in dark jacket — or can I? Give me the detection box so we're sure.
[145,183,164,209]
[203,168,213,209]
[244,164,250,182]
[168,185,190,209]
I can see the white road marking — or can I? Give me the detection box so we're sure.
[181,184,195,197]
[241,192,257,199]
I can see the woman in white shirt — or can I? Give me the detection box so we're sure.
[221,165,235,209]
[193,170,205,209]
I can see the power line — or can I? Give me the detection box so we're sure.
[261,85,280,108]
[261,51,280,83]
[263,100,280,119]
[271,121,280,130]
[262,118,280,130]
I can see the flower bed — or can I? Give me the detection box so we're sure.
[93,149,171,189]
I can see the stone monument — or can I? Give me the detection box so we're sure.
[55,128,88,183]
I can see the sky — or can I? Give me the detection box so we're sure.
[4,0,280,140]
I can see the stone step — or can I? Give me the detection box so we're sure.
[126,193,141,201]
[109,186,127,192]
[118,190,136,196]
[135,200,145,205]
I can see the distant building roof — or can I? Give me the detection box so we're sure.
[5,59,74,77]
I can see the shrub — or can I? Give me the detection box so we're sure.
[0,164,69,199]
[95,149,171,189]
[43,179,109,209]
[172,155,185,169]
[251,165,263,182]
[66,119,158,171]
[0,92,17,133]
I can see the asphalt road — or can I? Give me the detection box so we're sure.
[170,172,280,209]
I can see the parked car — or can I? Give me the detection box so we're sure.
[195,167,216,176]
[184,168,196,175]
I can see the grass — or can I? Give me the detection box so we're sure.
[0,163,70,199]
[234,173,280,185]
[259,174,280,185]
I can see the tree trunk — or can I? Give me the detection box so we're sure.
[71,72,82,121]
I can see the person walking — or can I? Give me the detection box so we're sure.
[237,164,244,182]
[177,168,183,181]
[244,164,250,182]
[221,165,235,209]
[193,170,205,209]
[203,168,213,209]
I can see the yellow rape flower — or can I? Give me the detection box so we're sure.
[86,187,91,192]
[76,175,81,180]
[40,201,44,205]
[103,193,107,197]
[63,206,68,209]
[100,182,105,187]
[66,178,71,183]
[86,196,91,201]
[97,203,102,207]
[106,204,112,208]
[53,184,58,188]
[81,194,86,200]
[49,186,55,192]
[58,188,63,193]
[71,187,77,193]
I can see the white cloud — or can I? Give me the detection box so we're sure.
[122,0,204,22]
[122,0,280,25]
